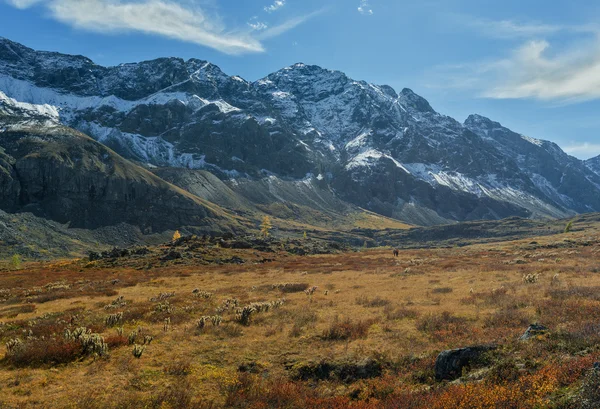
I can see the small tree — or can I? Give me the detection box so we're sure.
[260,216,272,238]
[11,254,22,270]
[564,220,574,234]
[172,230,181,242]
[303,231,307,240]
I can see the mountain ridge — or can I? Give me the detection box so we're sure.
[1,37,599,226]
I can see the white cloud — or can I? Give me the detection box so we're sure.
[5,0,262,55]
[564,143,600,159]
[264,0,285,13]
[484,39,600,101]
[358,0,373,15]
[3,0,321,55]
[454,15,565,39]
[248,19,268,31]
[257,8,326,40]
[6,0,43,8]
[426,16,600,103]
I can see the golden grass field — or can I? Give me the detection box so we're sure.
[1,220,600,408]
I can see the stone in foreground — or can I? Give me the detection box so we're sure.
[520,324,549,341]
[435,345,497,381]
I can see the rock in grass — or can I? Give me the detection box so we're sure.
[520,324,549,341]
[435,345,497,381]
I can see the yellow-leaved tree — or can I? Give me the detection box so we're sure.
[11,254,22,270]
[172,230,181,242]
[260,216,272,238]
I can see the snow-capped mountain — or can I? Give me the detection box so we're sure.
[586,155,600,176]
[0,90,242,232]
[1,37,599,225]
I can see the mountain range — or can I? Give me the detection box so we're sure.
[1,36,600,241]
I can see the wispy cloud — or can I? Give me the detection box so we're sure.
[453,15,565,39]
[6,0,262,54]
[427,16,600,103]
[484,39,600,101]
[257,8,327,40]
[264,0,285,13]
[248,17,268,32]
[4,0,322,55]
[358,0,373,15]
[564,142,600,159]
[6,0,43,7]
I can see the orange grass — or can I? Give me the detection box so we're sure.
[1,222,600,407]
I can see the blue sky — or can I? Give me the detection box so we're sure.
[1,0,600,159]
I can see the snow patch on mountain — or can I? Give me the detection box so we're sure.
[522,135,544,147]
[346,149,409,173]
[0,75,241,117]
[345,131,372,151]
[81,122,206,168]
[0,90,59,119]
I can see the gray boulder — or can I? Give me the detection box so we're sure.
[520,324,549,341]
[435,345,496,381]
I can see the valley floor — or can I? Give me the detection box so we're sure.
[1,222,600,408]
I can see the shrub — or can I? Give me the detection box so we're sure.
[104,296,127,310]
[11,254,22,270]
[321,317,374,341]
[5,326,108,367]
[384,305,420,321]
[483,308,531,329]
[5,338,84,367]
[105,312,124,327]
[235,300,284,326]
[416,312,470,339]
[132,344,145,359]
[290,358,383,383]
[289,310,318,337]
[523,273,540,284]
[0,304,36,318]
[64,327,108,356]
[487,359,521,384]
[164,359,192,376]
[235,306,256,326]
[272,283,310,293]
[431,287,453,294]
[356,296,391,308]
[564,220,574,233]
[105,335,128,348]
[260,216,272,238]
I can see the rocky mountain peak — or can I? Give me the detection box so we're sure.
[378,84,398,99]
[464,114,502,130]
[1,38,600,227]
[398,88,435,113]
[586,155,600,176]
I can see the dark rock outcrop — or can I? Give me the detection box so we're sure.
[435,345,497,381]
[520,324,549,341]
[0,105,239,233]
[289,358,382,383]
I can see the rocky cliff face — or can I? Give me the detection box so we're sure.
[0,93,239,232]
[1,37,599,225]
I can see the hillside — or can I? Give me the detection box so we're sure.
[0,92,244,235]
[0,87,408,257]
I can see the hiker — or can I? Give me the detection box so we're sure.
[393,249,399,257]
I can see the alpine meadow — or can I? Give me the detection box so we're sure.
[2,1,600,408]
